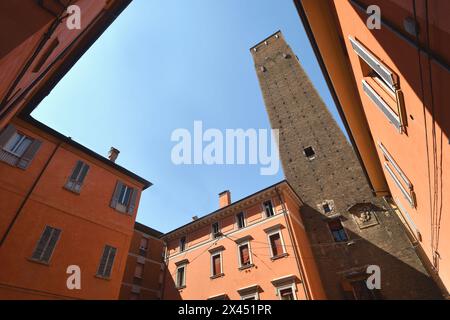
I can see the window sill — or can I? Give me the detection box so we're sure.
[270,253,288,261]
[210,273,225,280]
[27,258,50,266]
[63,185,81,195]
[95,274,111,281]
[238,264,255,271]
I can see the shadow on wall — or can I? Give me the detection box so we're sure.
[299,203,443,300]
[162,267,182,300]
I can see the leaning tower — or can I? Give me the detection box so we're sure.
[250,31,441,299]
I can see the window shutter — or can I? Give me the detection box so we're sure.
[127,188,138,214]
[17,139,42,169]
[70,160,84,181]
[77,163,89,184]
[32,226,61,263]
[32,226,52,261]
[0,124,16,148]
[213,255,221,275]
[104,246,116,278]
[110,181,124,208]
[97,247,109,276]
[41,228,61,262]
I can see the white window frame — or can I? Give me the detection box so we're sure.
[378,142,416,207]
[210,251,223,277]
[262,199,275,218]
[237,241,253,268]
[241,292,259,300]
[176,264,186,288]
[267,229,286,258]
[276,283,297,300]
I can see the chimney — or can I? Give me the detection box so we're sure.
[108,147,120,162]
[219,190,231,208]
[192,215,198,221]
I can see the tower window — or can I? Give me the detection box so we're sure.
[328,219,348,242]
[323,203,332,214]
[303,146,315,160]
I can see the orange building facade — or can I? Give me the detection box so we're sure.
[0,0,152,299]
[120,222,165,300]
[295,0,450,297]
[161,181,326,300]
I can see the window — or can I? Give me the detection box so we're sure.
[241,294,258,300]
[212,222,220,238]
[110,181,138,214]
[0,124,42,169]
[4,132,32,157]
[65,160,90,193]
[378,142,416,207]
[31,226,61,263]
[323,203,331,214]
[269,232,285,258]
[97,245,117,278]
[238,285,260,300]
[211,253,223,277]
[139,237,148,256]
[236,212,245,229]
[176,265,186,288]
[349,37,406,133]
[263,200,275,217]
[343,279,379,300]
[303,146,315,160]
[328,219,348,242]
[279,287,295,300]
[238,243,252,268]
[180,236,186,252]
[134,263,144,279]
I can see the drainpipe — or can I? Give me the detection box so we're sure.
[0,141,62,246]
[160,241,168,300]
[275,187,312,300]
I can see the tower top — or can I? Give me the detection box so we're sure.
[250,30,283,52]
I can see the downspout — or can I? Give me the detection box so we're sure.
[0,141,62,246]
[160,241,168,300]
[275,187,312,300]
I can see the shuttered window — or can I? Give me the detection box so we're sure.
[110,181,138,214]
[134,263,144,278]
[269,232,284,257]
[65,160,90,193]
[211,253,222,276]
[279,287,295,300]
[179,236,186,252]
[97,245,117,278]
[263,200,275,217]
[0,124,42,169]
[31,226,61,263]
[176,266,186,288]
[236,212,245,229]
[239,243,251,266]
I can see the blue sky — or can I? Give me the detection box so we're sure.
[32,0,345,233]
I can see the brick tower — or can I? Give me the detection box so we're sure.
[251,31,441,299]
